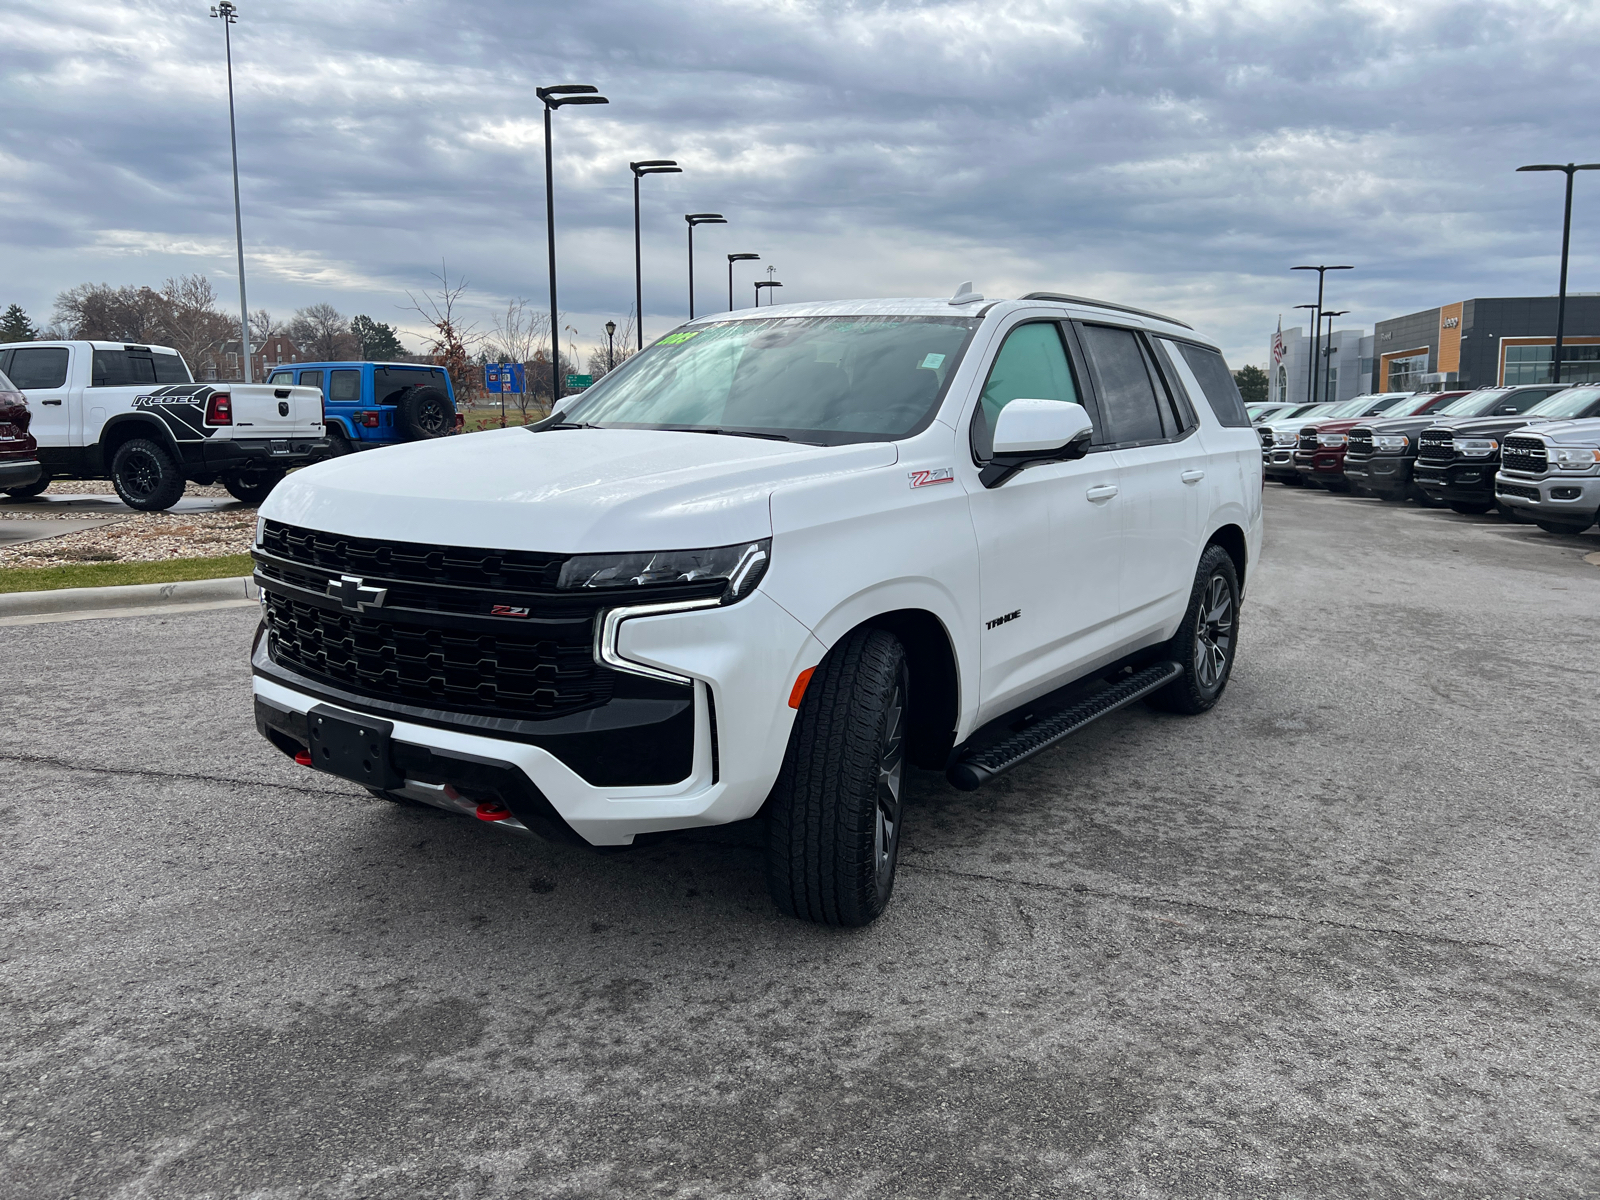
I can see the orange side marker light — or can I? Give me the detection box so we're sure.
[788,667,816,709]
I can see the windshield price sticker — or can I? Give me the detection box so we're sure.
[919,353,946,369]
[658,331,702,346]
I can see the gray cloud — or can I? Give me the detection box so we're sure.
[3,0,1598,365]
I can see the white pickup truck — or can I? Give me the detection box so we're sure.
[0,340,329,508]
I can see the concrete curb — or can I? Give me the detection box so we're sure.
[0,575,259,617]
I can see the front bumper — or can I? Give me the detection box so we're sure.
[183,436,334,472]
[1292,448,1347,481]
[251,590,824,845]
[1341,453,1412,495]
[0,457,42,489]
[1412,459,1497,503]
[1494,471,1600,527]
[1264,448,1299,479]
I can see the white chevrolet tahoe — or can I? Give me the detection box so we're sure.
[251,289,1263,925]
[0,340,328,508]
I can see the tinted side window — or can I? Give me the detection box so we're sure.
[971,322,1081,460]
[429,368,451,394]
[125,355,159,385]
[153,351,191,383]
[8,347,69,389]
[1078,324,1164,444]
[267,371,294,385]
[1177,342,1251,427]
[329,370,360,403]
[373,367,426,404]
[1506,391,1554,414]
[298,370,325,395]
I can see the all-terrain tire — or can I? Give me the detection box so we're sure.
[222,467,286,507]
[2,470,50,498]
[1450,501,1494,516]
[110,438,186,511]
[1147,543,1240,716]
[766,627,909,927]
[326,426,353,457]
[397,386,454,440]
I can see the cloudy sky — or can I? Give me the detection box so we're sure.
[4,0,1598,367]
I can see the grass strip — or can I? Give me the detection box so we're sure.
[0,553,256,594]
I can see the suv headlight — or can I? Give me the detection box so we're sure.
[1374,434,1408,451]
[1454,438,1498,457]
[1318,433,1347,447]
[557,539,771,601]
[1551,446,1600,470]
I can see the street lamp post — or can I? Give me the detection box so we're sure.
[210,2,252,383]
[605,320,616,372]
[1293,304,1318,401]
[1292,264,1353,407]
[1516,163,1600,382]
[755,281,783,307]
[727,253,759,310]
[1319,310,1348,400]
[630,160,681,351]
[537,84,609,404]
[684,214,726,320]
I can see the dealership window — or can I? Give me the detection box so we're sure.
[1504,343,1600,385]
[1386,353,1428,391]
[1276,365,1288,403]
[1323,366,1338,401]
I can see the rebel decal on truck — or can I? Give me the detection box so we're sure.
[131,385,222,440]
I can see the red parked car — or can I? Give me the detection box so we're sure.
[1293,392,1469,491]
[0,365,42,495]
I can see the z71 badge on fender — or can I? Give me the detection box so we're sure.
[909,467,954,489]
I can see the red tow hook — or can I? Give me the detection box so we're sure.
[294,749,313,767]
[475,801,513,822]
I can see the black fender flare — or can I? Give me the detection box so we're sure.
[92,413,186,476]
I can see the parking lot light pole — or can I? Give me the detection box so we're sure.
[684,215,726,320]
[605,320,616,372]
[538,84,609,402]
[728,253,759,310]
[1516,163,1600,382]
[210,2,251,383]
[755,280,782,307]
[1292,264,1353,407]
[630,160,681,350]
[1320,310,1348,400]
[1293,304,1318,401]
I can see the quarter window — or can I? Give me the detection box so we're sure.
[1077,324,1165,445]
[329,370,360,403]
[971,322,1081,460]
[299,370,325,395]
[1176,342,1251,428]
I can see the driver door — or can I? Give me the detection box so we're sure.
[964,320,1124,721]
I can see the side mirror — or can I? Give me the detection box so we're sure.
[983,399,1094,488]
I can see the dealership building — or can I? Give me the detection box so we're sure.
[1268,324,1374,406]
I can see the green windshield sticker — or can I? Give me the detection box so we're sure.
[919,353,946,369]
[658,331,702,346]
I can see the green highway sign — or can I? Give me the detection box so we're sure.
[565,374,593,390]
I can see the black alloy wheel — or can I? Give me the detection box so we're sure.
[398,386,454,440]
[1149,543,1241,715]
[110,437,186,511]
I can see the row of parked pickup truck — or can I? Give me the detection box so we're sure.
[1250,383,1600,535]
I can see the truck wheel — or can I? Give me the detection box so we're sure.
[397,386,454,440]
[1535,518,1595,536]
[111,438,186,511]
[2,470,50,498]
[222,467,285,506]
[766,627,908,927]
[1450,501,1494,515]
[1409,485,1441,507]
[326,426,353,457]
[1148,544,1240,716]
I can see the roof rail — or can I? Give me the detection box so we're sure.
[1019,292,1193,330]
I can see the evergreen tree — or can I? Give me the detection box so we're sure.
[1,303,38,343]
[351,314,404,359]
[1233,364,1269,404]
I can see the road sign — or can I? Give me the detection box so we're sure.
[565,374,593,390]
[484,363,525,394]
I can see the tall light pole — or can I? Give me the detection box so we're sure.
[605,319,616,372]
[1293,304,1318,401]
[1292,264,1352,406]
[1320,310,1348,400]
[537,84,609,403]
[630,160,680,351]
[684,214,725,319]
[755,281,783,307]
[1517,163,1600,383]
[210,2,251,382]
[728,253,759,310]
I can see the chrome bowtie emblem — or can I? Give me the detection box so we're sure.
[327,574,387,611]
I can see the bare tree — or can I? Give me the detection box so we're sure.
[53,283,168,342]
[404,262,484,403]
[490,298,551,420]
[586,311,638,380]
[249,309,283,345]
[159,275,233,371]
[289,303,359,360]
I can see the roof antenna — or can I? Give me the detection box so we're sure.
[949,281,983,305]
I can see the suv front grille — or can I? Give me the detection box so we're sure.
[261,519,566,590]
[1501,435,1548,475]
[1417,430,1455,463]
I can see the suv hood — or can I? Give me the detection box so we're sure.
[263,426,899,553]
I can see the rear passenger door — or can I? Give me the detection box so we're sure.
[5,345,74,449]
[1074,323,1205,643]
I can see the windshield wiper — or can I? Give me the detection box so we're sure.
[669,426,791,442]
[547,420,600,430]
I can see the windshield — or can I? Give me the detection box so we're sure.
[1525,387,1600,419]
[1322,398,1371,418]
[561,315,980,444]
[1439,390,1507,416]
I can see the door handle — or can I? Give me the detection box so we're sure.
[1085,484,1119,502]
[1181,469,1205,484]
[41,399,62,406]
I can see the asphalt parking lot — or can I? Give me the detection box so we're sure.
[3,486,1598,1200]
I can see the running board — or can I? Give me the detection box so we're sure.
[945,660,1183,791]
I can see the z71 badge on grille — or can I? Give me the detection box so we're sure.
[909,467,954,489]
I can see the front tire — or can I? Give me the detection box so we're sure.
[1450,501,1494,515]
[223,467,286,506]
[1148,544,1240,716]
[766,627,908,927]
[110,438,186,511]
[1535,518,1596,536]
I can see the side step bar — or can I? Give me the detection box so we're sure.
[945,660,1183,791]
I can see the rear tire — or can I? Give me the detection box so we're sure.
[110,438,186,511]
[766,627,908,927]
[397,386,454,440]
[326,426,353,457]
[1148,544,1240,716]
[2,470,50,498]
[222,467,285,506]
[1450,501,1494,515]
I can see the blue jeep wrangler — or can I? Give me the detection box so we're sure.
[265,361,459,454]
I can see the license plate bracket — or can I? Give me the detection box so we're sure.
[307,705,402,790]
